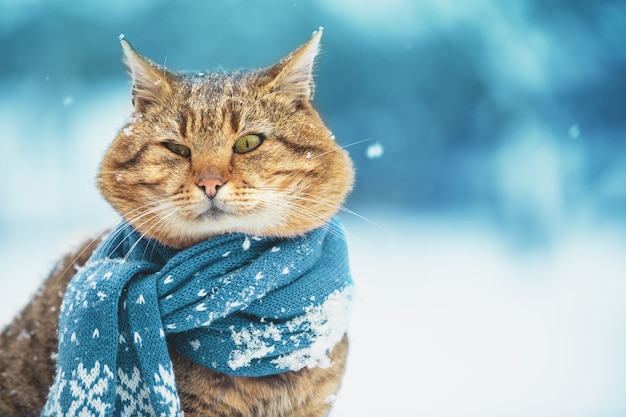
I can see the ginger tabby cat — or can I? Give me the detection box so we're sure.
[0,29,354,416]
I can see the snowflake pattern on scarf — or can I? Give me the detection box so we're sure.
[43,218,352,416]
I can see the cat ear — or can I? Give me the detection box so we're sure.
[265,28,323,101]
[120,39,172,112]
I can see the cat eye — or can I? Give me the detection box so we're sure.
[163,142,191,158]
[233,134,264,154]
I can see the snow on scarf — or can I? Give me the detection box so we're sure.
[42,218,352,416]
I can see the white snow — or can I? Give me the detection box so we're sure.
[271,287,353,372]
[568,123,581,140]
[228,324,281,370]
[365,142,384,159]
[127,113,142,124]
[62,95,74,107]
[17,330,32,340]
[242,236,251,251]
[330,212,626,417]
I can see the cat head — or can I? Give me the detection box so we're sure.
[98,30,354,248]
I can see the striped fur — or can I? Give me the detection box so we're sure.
[0,30,353,416]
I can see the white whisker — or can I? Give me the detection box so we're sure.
[123,207,179,262]
[309,138,374,160]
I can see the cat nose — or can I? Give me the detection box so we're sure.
[197,175,225,199]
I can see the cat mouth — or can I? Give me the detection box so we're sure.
[196,197,239,220]
[198,206,227,219]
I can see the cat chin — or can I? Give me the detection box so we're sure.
[158,213,285,247]
[196,206,229,221]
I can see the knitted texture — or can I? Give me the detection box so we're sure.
[42,218,352,417]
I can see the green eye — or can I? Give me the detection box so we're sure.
[163,142,191,158]
[233,134,264,154]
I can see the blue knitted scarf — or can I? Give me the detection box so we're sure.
[42,218,352,416]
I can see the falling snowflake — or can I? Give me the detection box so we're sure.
[569,124,581,140]
[62,95,74,107]
[366,142,384,159]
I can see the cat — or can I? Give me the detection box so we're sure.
[0,29,354,417]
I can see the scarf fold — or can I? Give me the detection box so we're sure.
[42,218,352,417]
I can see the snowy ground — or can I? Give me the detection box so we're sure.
[335,213,626,417]
[2,211,626,417]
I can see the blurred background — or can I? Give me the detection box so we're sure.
[1,1,626,416]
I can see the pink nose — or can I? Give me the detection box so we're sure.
[197,176,225,199]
